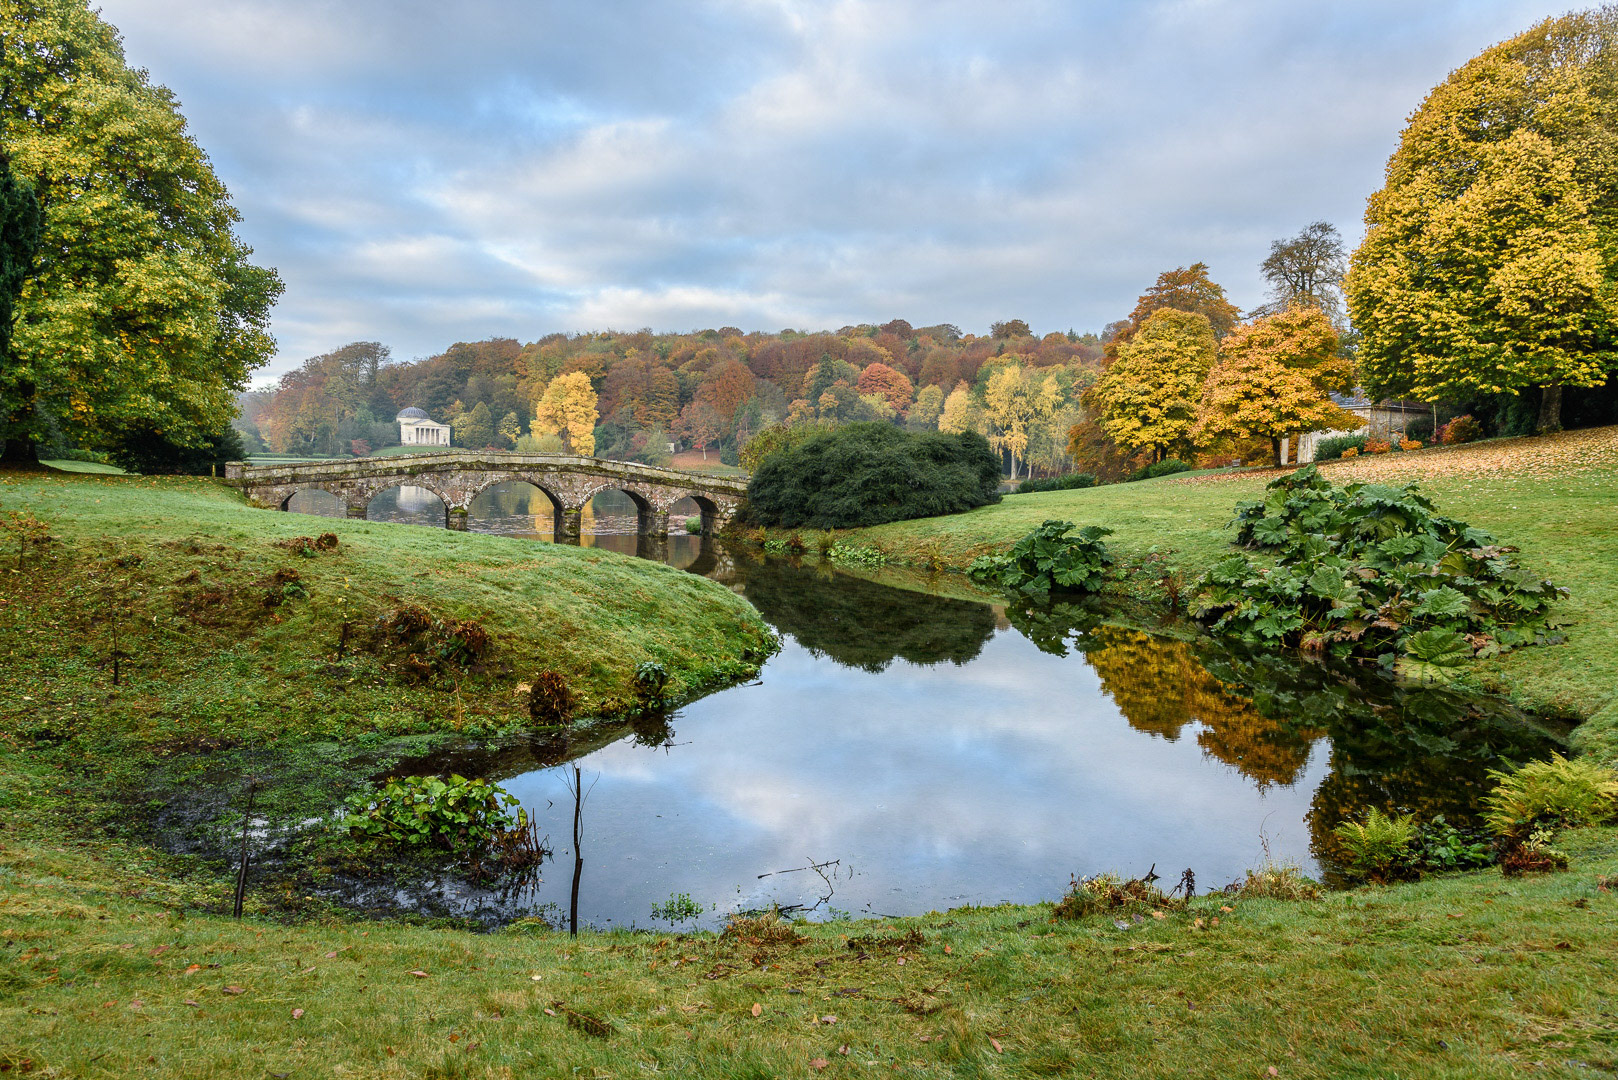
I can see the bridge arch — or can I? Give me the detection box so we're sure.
[580,482,658,533]
[365,482,452,528]
[467,477,565,535]
[281,486,345,515]
[669,493,722,535]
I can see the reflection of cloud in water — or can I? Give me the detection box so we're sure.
[498,629,1326,928]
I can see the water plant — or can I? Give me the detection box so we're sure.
[968,519,1113,598]
[344,773,532,859]
[826,542,888,566]
[649,891,704,926]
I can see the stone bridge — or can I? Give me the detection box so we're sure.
[223,452,749,539]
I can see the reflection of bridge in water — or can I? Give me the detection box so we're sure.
[225,452,748,539]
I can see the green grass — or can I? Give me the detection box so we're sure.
[1,773,1614,1079]
[39,458,125,474]
[0,471,773,755]
[843,428,1618,754]
[4,461,1618,1077]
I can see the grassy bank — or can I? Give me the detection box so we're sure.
[842,427,1618,757]
[2,779,1614,1079]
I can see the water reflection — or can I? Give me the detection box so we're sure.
[340,547,1559,930]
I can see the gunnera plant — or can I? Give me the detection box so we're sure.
[968,520,1113,598]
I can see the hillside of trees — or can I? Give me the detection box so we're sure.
[238,320,1110,476]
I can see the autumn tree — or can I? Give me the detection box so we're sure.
[1088,309,1218,461]
[1120,264,1241,345]
[677,400,723,459]
[1345,9,1618,432]
[990,319,1030,339]
[938,381,981,436]
[982,364,1063,479]
[1193,307,1360,465]
[532,371,598,456]
[856,361,915,414]
[0,0,282,466]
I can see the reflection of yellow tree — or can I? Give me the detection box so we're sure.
[1086,628,1320,788]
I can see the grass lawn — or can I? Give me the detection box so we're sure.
[844,427,1618,756]
[4,461,1618,1078]
[0,471,773,757]
[39,459,125,475]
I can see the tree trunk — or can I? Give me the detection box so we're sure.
[1537,384,1563,434]
[0,435,41,471]
[1270,436,1282,468]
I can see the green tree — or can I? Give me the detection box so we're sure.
[455,401,495,449]
[1345,9,1618,432]
[1089,309,1217,461]
[0,0,283,465]
[907,383,945,429]
[0,151,42,465]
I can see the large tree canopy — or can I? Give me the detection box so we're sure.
[0,0,282,463]
[0,150,42,463]
[1345,8,1618,431]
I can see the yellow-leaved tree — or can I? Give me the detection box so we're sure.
[982,364,1063,479]
[1088,309,1217,462]
[937,381,980,435]
[531,372,598,456]
[1193,306,1359,466]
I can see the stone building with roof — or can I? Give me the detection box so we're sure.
[396,407,451,447]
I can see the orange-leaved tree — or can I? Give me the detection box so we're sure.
[1193,306,1359,466]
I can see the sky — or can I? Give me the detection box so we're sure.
[95,0,1576,381]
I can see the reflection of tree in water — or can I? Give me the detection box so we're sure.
[1083,627,1319,789]
[733,555,996,672]
[1003,599,1563,873]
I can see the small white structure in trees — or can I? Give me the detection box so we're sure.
[397,407,451,447]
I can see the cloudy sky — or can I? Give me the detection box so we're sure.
[97,0,1571,380]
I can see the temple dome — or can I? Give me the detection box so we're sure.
[396,407,428,420]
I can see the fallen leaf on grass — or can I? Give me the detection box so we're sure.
[820,1015,838,1025]
[1193,918,1205,929]
[810,1059,828,1071]
[751,1003,763,1017]
[943,945,951,954]
[292,1008,304,1020]
[408,970,428,978]
[150,945,168,957]
[1268,1069,1279,1077]
[183,1000,200,1008]
[222,986,245,995]
[543,1008,556,1016]
[183,964,201,975]
[1151,911,1166,920]
[990,1038,1003,1054]
[838,1045,849,1055]
[1221,905,1233,913]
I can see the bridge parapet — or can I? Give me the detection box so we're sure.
[225,452,748,537]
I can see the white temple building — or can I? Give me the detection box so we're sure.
[397,407,451,447]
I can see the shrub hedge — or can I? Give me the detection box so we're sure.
[1015,472,1098,494]
[744,422,1002,529]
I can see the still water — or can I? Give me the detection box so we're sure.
[283,485,1560,930]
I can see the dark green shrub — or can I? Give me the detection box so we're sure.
[1404,415,1435,444]
[1196,465,1564,671]
[745,423,1001,529]
[1413,816,1495,872]
[1015,472,1098,494]
[968,519,1113,598]
[1128,458,1191,481]
[1312,434,1367,461]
